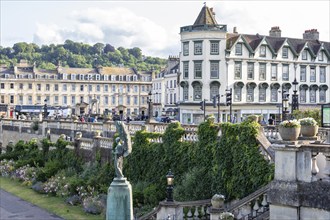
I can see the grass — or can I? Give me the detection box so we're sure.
[0,177,103,220]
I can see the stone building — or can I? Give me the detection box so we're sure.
[0,60,152,119]
[178,5,330,124]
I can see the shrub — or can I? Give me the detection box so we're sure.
[279,119,300,128]
[299,117,318,126]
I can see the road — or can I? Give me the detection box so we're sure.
[0,189,63,220]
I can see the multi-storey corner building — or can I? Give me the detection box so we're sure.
[0,60,152,119]
[152,56,179,118]
[178,5,330,124]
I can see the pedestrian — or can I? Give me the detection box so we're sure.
[268,117,274,125]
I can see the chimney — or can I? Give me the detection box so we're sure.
[269,26,281,37]
[233,27,238,34]
[303,29,319,40]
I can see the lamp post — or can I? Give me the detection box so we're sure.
[166,170,174,202]
[282,92,289,121]
[147,91,152,122]
[43,99,48,119]
[292,78,299,113]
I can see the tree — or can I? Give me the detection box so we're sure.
[128,47,142,60]
[92,43,104,56]
[104,43,115,53]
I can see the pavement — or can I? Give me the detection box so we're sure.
[0,189,64,220]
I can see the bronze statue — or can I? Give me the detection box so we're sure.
[114,121,132,178]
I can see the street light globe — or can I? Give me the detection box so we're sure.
[166,170,174,186]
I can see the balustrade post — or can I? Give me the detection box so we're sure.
[311,152,319,181]
[323,153,330,182]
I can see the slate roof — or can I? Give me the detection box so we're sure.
[226,32,330,58]
[193,5,218,25]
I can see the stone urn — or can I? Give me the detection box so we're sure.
[75,132,82,139]
[279,127,301,141]
[220,212,234,220]
[211,194,225,209]
[301,125,318,137]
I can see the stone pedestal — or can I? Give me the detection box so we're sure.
[106,178,133,220]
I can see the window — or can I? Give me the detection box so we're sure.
[234,87,242,102]
[28,83,32,89]
[10,83,14,89]
[10,95,14,104]
[134,96,138,105]
[126,96,130,105]
[194,41,203,55]
[320,67,326,83]
[63,74,67,80]
[63,84,67,91]
[96,85,100,92]
[112,96,116,105]
[37,96,41,103]
[210,41,219,55]
[96,74,100,80]
[80,85,84,92]
[260,45,266,57]
[54,96,59,104]
[88,85,92,92]
[63,96,67,105]
[112,85,116,92]
[271,64,277,80]
[0,83,4,89]
[54,84,59,91]
[310,90,316,103]
[271,89,278,102]
[28,96,32,104]
[282,65,289,81]
[194,61,202,78]
[119,96,123,105]
[71,84,76,92]
[193,84,202,101]
[247,63,254,79]
[320,90,326,102]
[80,96,84,103]
[19,83,23,89]
[134,85,138,93]
[210,61,219,78]
[210,84,219,100]
[46,84,50,91]
[72,96,76,105]
[282,47,288,58]
[19,95,23,104]
[37,84,41,91]
[247,87,254,102]
[183,87,189,101]
[234,62,242,79]
[302,50,307,60]
[0,95,4,103]
[310,67,316,82]
[141,85,145,92]
[183,42,189,56]
[235,43,242,55]
[104,85,108,92]
[259,88,266,102]
[183,62,189,79]
[127,85,130,92]
[104,96,109,105]
[318,51,324,61]
[71,74,76,80]
[300,66,306,82]
[170,94,173,104]
[300,89,306,103]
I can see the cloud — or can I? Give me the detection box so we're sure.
[33,7,177,57]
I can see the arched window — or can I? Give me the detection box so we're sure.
[192,81,203,101]
[234,81,244,102]
[299,84,308,103]
[209,81,220,100]
[258,83,268,102]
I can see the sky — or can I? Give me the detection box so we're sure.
[1,0,329,58]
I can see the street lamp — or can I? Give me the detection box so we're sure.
[147,91,152,122]
[43,99,48,119]
[166,170,174,202]
[282,93,289,121]
[292,78,299,113]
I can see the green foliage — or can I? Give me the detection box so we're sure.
[292,109,321,126]
[0,40,167,71]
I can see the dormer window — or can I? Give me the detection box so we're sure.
[79,74,84,80]
[282,47,288,58]
[235,43,242,55]
[96,74,100,80]
[302,50,308,60]
[318,51,324,61]
[260,45,266,57]
[71,74,76,80]
[63,74,68,80]
[104,75,108,81]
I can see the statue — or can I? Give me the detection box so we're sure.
[114,121,132,178]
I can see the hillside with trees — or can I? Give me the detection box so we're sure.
[0,40,167,71]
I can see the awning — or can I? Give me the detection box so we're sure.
[282,83,292,90]
[319,84,328,91]
[192,80,203,87]
[270,83,280,89]
[258,82,269,89]
[299,84,309,90]
[180,81,189,88]
[246,82,257,89]
[234,81,244,88]
[309,84,319,90]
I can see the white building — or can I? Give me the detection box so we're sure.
[178,5,330,124]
